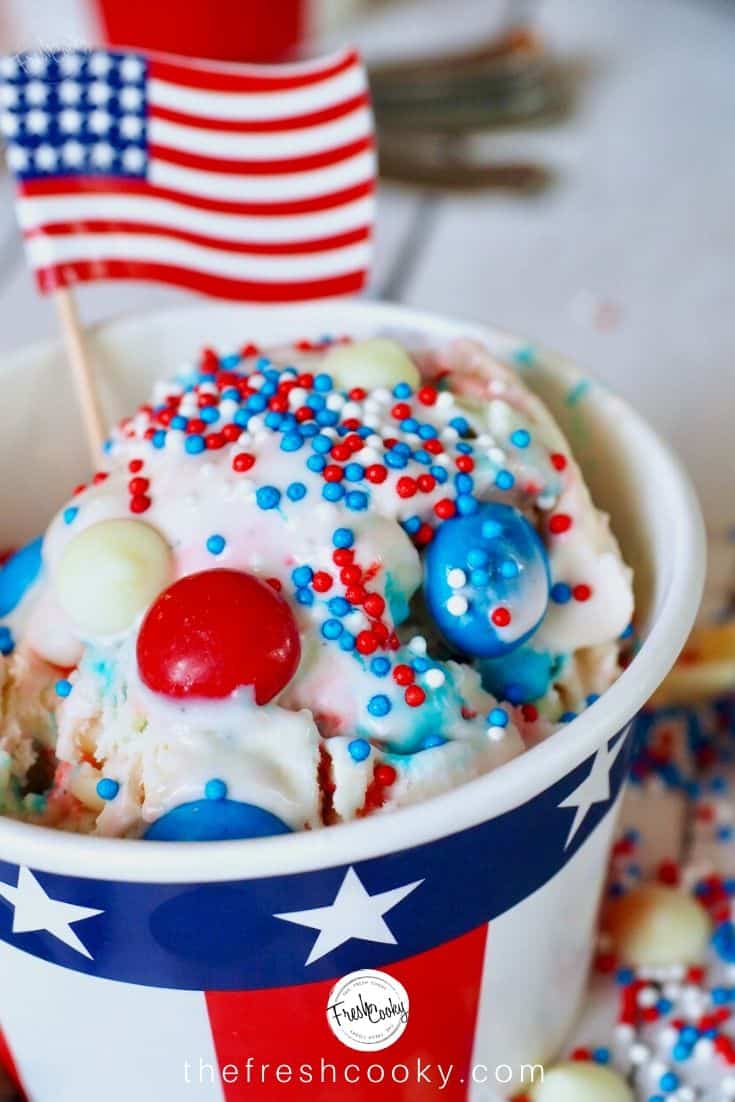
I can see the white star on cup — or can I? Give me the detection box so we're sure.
[275,867,423,965]
[0,867,102,959]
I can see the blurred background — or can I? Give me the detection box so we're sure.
[0,0,733,571]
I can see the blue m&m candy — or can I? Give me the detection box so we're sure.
[424,502,550,658]
[144,781,292,842]
[0,536,43,617]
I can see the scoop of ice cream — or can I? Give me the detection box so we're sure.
[0,334,633,838]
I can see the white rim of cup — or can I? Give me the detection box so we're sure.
[0,302,706,882]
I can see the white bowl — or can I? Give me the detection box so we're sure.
[0,301,704,1102]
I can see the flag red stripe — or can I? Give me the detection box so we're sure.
[149,136,374,176]
[25,222,371,257]
[205,926,489,1101]
[148,93,370,134]
[34,260,368,302]
[18,178,376,218]
[0,1025,26,1099]
[149,50,358,93]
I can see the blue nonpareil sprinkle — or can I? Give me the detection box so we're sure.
[185,434,205,455]
[307,455,326,473]
[63,507,78,524]
[287,481,307,502]
[370,657,391,677]
[206,534,226,555]
[345,491,368,511]
[292,565,313,587]
[510,429,531,448]
[96,778,120,801]
[256,485,281,510]
[55,678,72,698]
[332,528,354,549]
[321,619,342,640]
[348,738,371,763]
[312,433,332,453]
[368,694,391,717]
[323,483,345,502]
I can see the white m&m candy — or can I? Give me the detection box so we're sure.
[56,519,172,637]
[604,884,711,966]
[530,1061,633,1102]
[324,338,420,392]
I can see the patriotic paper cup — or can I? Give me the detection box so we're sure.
[0,301,704,1101]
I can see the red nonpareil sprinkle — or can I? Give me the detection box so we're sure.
[331,443,351,462]
[296,372,313,389]
[332,548,354,567]
[550,452,567,471]
[434,498,456,520]
[72,483,87,496]
[417,385,438,406]
[415,523,434,546]
[657,860,680,886]
[206,432,225,450]
[312,572,333,593]
[345,585,366,606]
[240,342,259,358]
[455,455,474,473]
[374,764,397,787]
[570,1047,591,1061]
[549,513,572,535]
[345,433,364,453]
[393,664,414,686]
[366,464,387,484]
[232,453,255,473]
[521,703,539,722]
[222,424,241,443]
[128,459,144,473]
[92,471,108,484]
[348,387,366,401]
[491,607,511,627]
[294,406,315,423]
[200,346,219,369]
[573,584,592,602]
[129,494,151,514]
[417,474,436,493]
[391,402,411,421]
[355,631,379,655]
[396,476,417,499]
[424,438,443,455]
[323,464,344,483]
[363,593,386,618]
[266,577,282,591]
[405,685,425,707]
[197,393,217,408]
[187,418,205,435]
[128,477,149,495]
[340,565,362,586]
[268,396,288,413]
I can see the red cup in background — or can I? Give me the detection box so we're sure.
[97,0,305,62]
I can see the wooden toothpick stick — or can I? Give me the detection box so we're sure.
[54,288,106,467]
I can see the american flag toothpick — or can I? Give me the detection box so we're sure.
[0,46,376,462]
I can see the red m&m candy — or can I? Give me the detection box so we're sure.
[137,569,300,704]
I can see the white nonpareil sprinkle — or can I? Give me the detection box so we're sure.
[424,669,446,689]
[447,568,467,589]
[628,1042,650,1065]
[408,635,428,654]
[446,595,468,617]
[487,725,506,741]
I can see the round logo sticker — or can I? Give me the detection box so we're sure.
[326,969,410,1052]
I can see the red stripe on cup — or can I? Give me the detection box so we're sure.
[205,925,489,1100]
[0,1025,26,1099]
